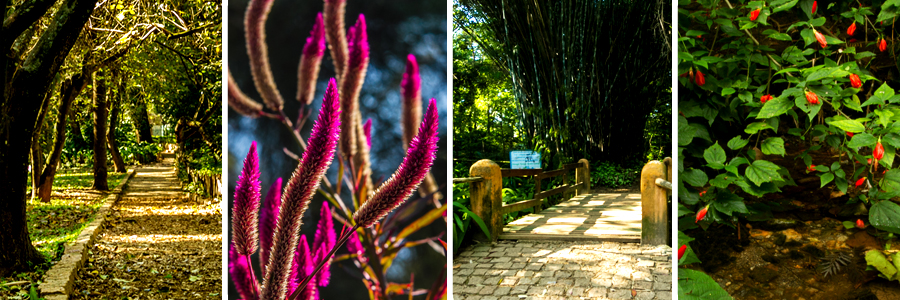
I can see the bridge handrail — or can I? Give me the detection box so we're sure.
[455,158,591,242]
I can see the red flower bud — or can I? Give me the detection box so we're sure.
[880,39,888,52]
[814,30,827,48]
[695,70,706,86]
[678,245,687,260]
[856,219,866,229]
[807,164,816,172]
[699,190,707,197]
[750,8,760,21]
[847,132,854,138]
[760,94,773,103]
[812,1,817,14]
[875,141,885,160]
[696,205,709,223]
[847,22,857,36]
[805,90,819,104]
[856,177,867,188]
[849,73,862,88]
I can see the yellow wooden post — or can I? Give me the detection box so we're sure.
[640,160,669,246]
[576,158,590,194]
[470,159,502,242]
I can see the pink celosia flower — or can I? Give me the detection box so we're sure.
[288,235,318,299]
[353,99,440,228]
[259,178,283,275]
[245,0,285,111]
[297,13,327,105]
[229,244,259,300]
[261,78,341,300]
[228,72,263,118]
[313,203,335,286]
[401,54,423,146]
[339,15,369,159]
[363,118,372,148]
[233,141,261,256]
[324,0,348,79]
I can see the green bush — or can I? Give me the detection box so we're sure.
[591,160,641,188]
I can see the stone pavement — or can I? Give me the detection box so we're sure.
[452,240,672,300]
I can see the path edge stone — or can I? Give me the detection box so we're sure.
[40,168,138,300]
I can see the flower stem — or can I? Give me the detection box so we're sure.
[287,224,360,300]
[246,254,260,299]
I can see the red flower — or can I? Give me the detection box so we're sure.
[875,141,885,160]
[807,165,816,172]
[695,70,706,86]
[750,8,760,21]
[849,73,862,88]
[814,30,827,48]
[695,205,709,223]
[760,94,773,103]
[699,190,707,197]
[856,177,867,188]
[805,90,819,105]
[847,22,857,36]
[856,219,866,229]
[678,245,687,260]
[812,1,817,14]
[847,132,854,138]
[880,39,888,52]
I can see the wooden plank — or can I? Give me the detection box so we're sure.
[538,169,567,180]
[498,233,640,242]
[500,199,543,214]
[563,163,581,170]
[452,177,484,184]
[535,184,572,200]
[502,169,542,177]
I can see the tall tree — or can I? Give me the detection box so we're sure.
[107,71,126,173]
[91,70,109,190]
[1,0,99,276]
[456,0,671,164]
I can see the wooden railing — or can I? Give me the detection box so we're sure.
[454,158,590,242]
[640,157,672,246]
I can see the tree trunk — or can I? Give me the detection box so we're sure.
[91,71,108,190]
[132,98,153,143]
[36,75,88,202]
[69,116,88,150]
[0,0,98,276]
[30,91,52,200]
[107,97,126,172]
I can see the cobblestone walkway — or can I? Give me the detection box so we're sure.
[453,241,672,300]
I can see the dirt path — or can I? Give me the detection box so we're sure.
[72,155,221,299]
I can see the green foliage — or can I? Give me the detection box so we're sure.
[591,160,642,188]
[864,250,900,283]
[678,268,733,300]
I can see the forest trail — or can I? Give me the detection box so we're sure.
[71,154,221,299]
[501,192,642,242]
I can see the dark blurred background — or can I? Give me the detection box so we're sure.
[227,0,447,298]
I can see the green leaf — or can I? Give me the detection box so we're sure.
[807,67,850,82]
[726,136,749,150]
[679,116,696,146]
[875,83,896,101]
[826,119,866,133]
[745,160,782,186]
[761,137,785,156]
[820,172,835,188]
[678,268,734,300]
[771,0,799,13]
[714,191,748,216]
[768,32,793,41]
[396,204,446,242]
[865,250,898,280]
[683,168,709,187]
[848,133,877,148]
[809,17,826,27]
[745,122,774,134]
[709,173,737,188]
[757,96,794,119]
[721,88,736,96]
[704,142,727,169]
[870,200,900,234]
[857,51,876,60]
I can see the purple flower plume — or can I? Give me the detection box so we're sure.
[229,244,259,300]
[288,235,318,300]
[324,0,348,80]
[363,118,372,149]
[312,203,335,286]
[338,14,369,160]
[346,230,366,263]
[401,54,421,101]
[297,13,327,105]
[260,78,341,300]
[353,99,439,228]
[228,72,263,118]
[233,141,261,256]
[245,0,285,111]
[258,177,283,275]
[401,54,422,146]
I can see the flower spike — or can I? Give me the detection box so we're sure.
[261,78,341,300]
[233,141,261,256]
[353,98,440,228]
[228,72,263,118]
[229,244,259,300]
[339,15,370,160]
[401,54,422,146]
[324,0,348,80]
[259,177,283,275]
[363,118,372,148]
[245,0,285,111]
[313,203,335,286]
[297,13,327,105]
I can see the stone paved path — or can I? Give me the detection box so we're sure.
[453,240,672,300]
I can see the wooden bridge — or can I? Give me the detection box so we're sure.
[453,158,671,245]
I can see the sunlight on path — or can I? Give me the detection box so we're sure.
[72,156,222,299]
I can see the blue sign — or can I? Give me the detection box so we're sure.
[510,150,541,169]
